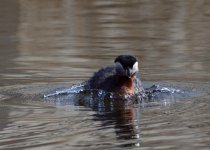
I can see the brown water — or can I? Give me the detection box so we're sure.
[1,0,210,149]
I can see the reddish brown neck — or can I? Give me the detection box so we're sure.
[117,76,135,95]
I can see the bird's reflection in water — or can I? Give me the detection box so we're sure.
[79,91,141,147]
[44,90,141,147]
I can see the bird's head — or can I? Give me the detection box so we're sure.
[114,55,139,78]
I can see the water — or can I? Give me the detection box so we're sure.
[1,0,210,149]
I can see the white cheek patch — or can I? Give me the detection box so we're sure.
[131,62,139,74]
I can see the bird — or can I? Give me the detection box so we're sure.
[86,55,144,96]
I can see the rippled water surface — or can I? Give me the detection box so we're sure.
[1,0,210,150]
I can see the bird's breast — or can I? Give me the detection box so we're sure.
[117,76,135,95]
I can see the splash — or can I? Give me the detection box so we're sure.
[43,82,86,98]
[43,83,184,105]
[145,84,184,95]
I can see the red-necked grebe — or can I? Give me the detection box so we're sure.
[86,55,143,95]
